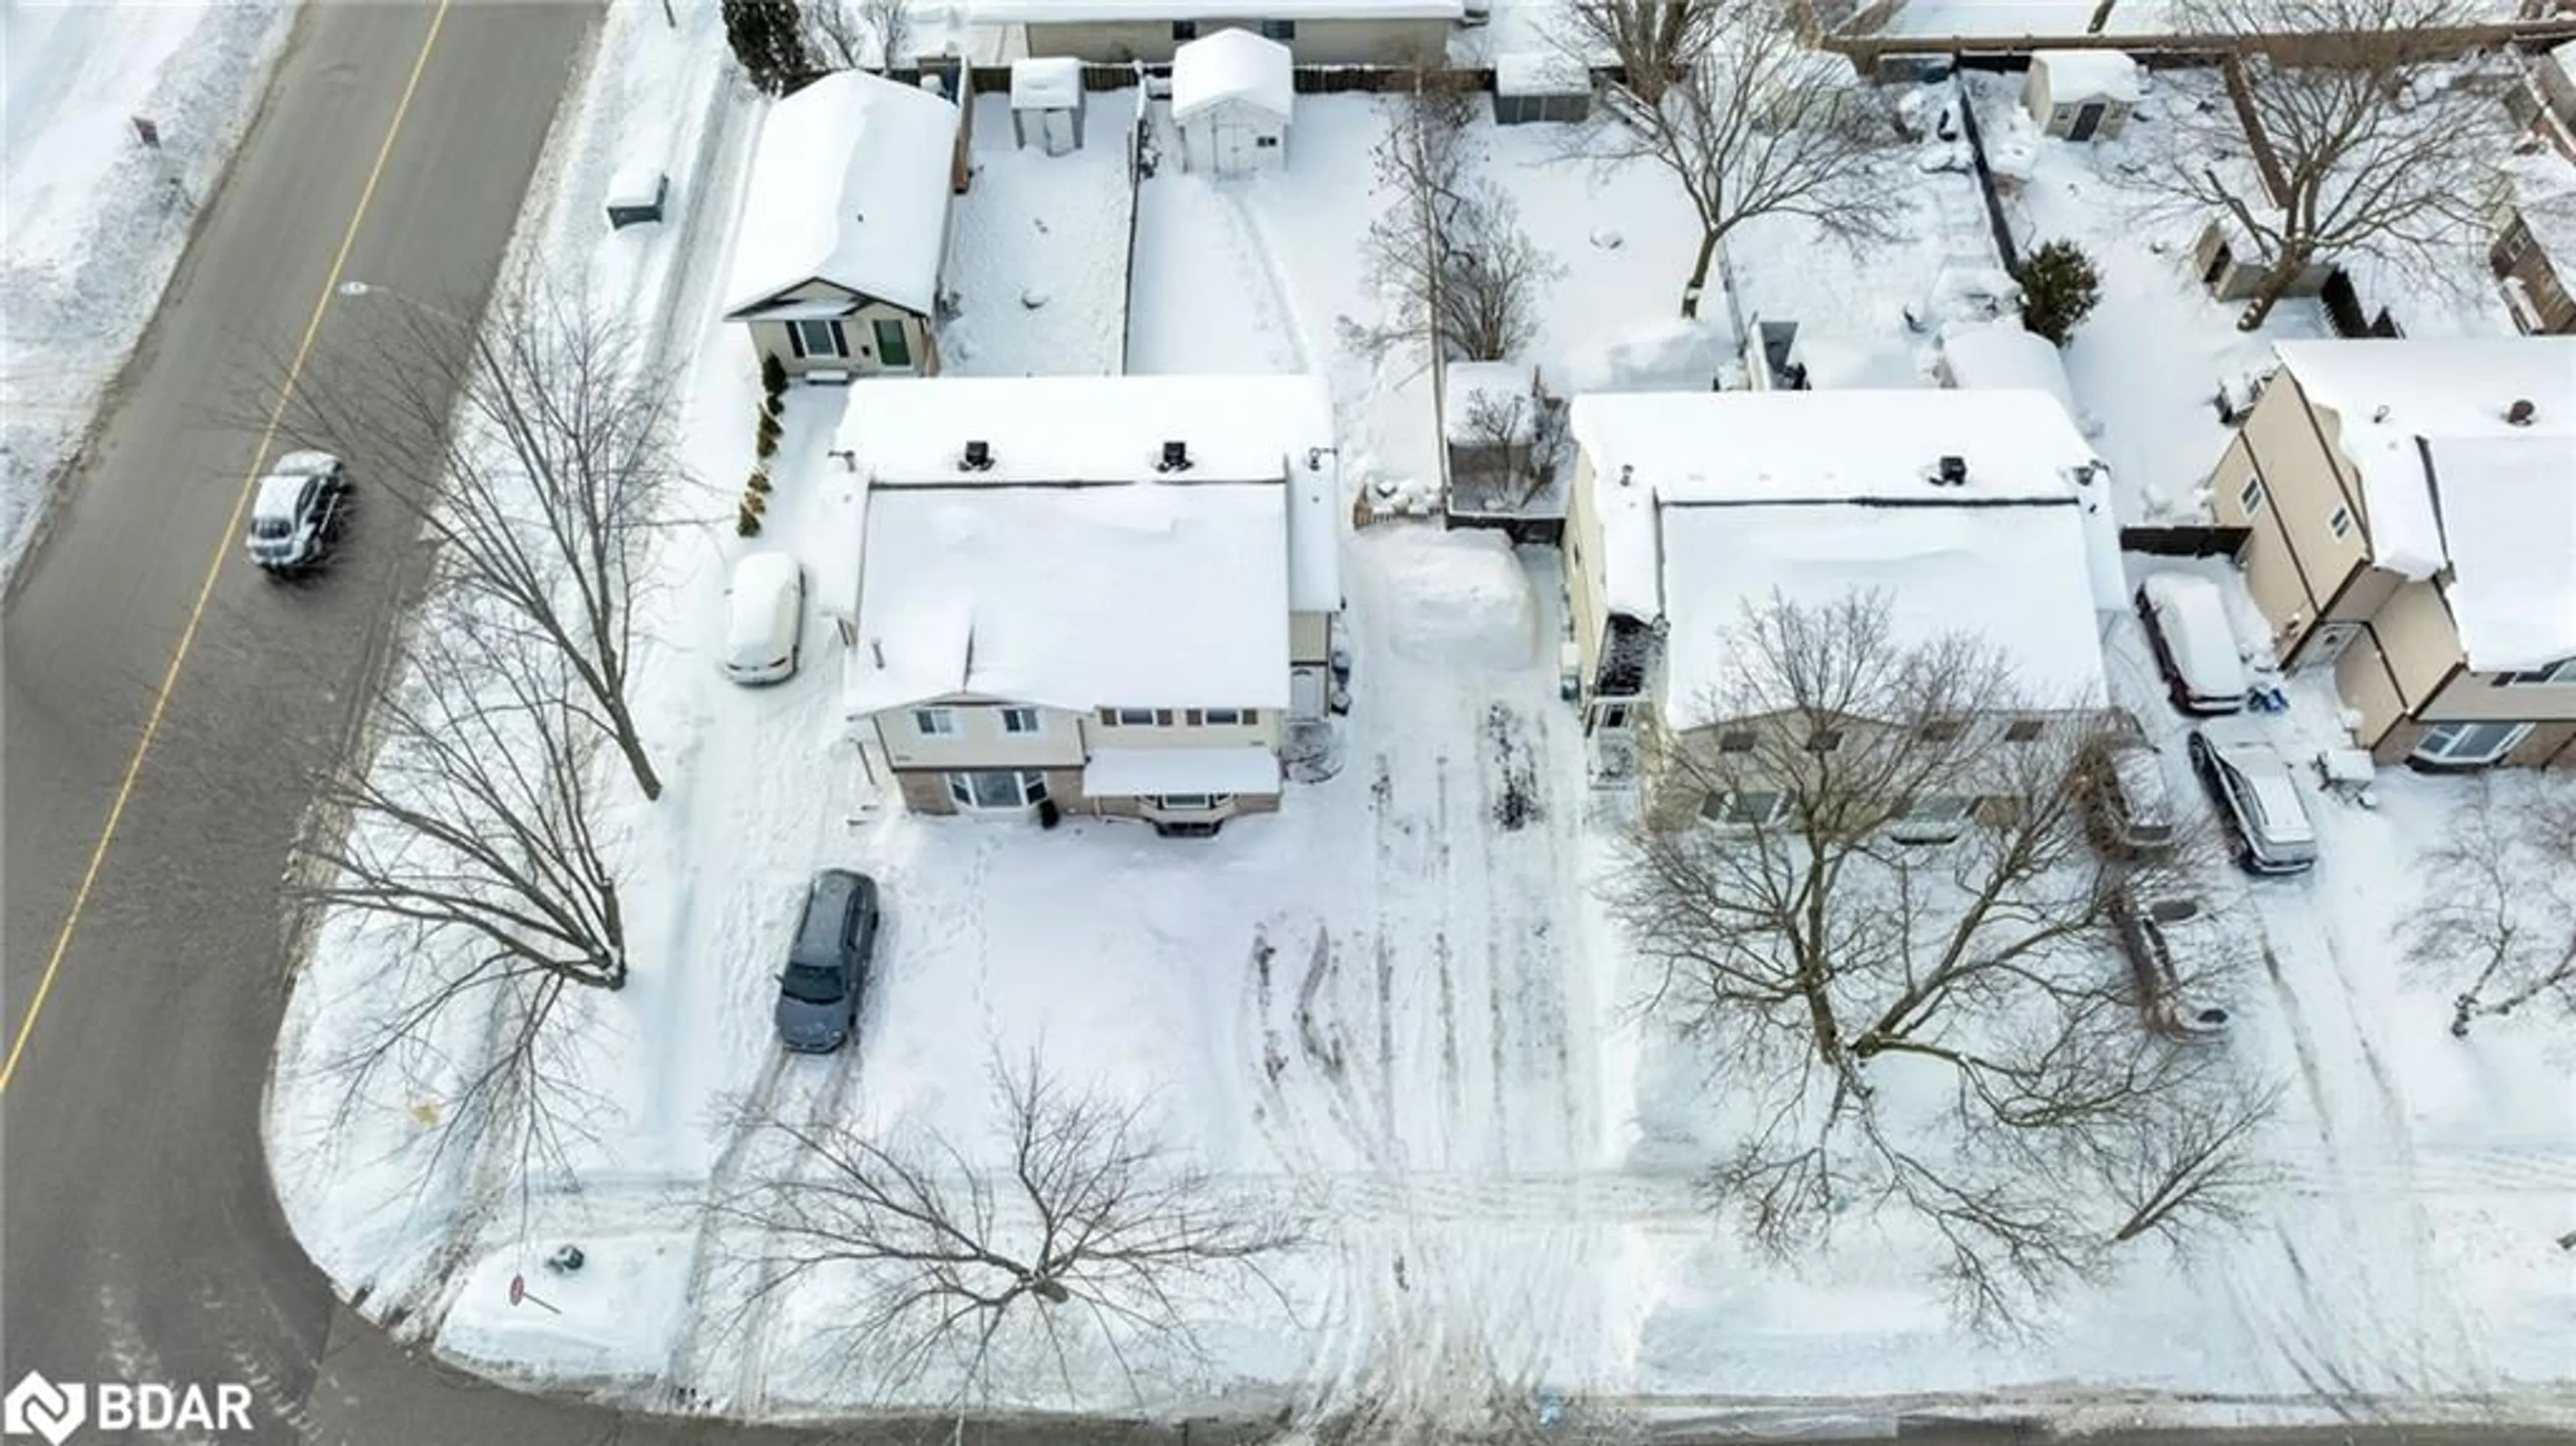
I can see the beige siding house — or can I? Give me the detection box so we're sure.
[1563,389,2121,824]
[722,72,959,382]
[2207,339,2576,769]
[967,0,1460,64]
[839,376,1343,833]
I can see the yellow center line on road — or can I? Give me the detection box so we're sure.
[1,0,456,1096]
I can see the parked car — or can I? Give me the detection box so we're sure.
[775,869,877,1053]
[2188,722,2318,874]
[2077,714,2179,858]
[244,451,350,574]
[2109,881,2231,1038]
[724,551,804,685]
[2135,573,2249,715]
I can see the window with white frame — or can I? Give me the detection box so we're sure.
[1000,706,1042,734]
[947,769,1049,810]
[914,707,958,736]
[1102,707,1164,727]
[1701,789,1785,827]
[2327,505,2353,539]
[2502,657,2576,685]
[1154,793,1229,812]
[790,319,846,359]
[2237,475,2265,516]
[2410,721,2532,768]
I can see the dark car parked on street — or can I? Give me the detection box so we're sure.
[775,869,879,1053]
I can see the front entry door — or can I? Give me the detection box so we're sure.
[2295,620,2361,673]
[2068,101,2105,142]
[872,319,913,371]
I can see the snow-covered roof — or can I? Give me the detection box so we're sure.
[972,0,1460,18]
[1083,746,1282,797]
[2031,49,2143,104]
[722,71,959,321]
[1004,56,1087,107]
[2422,436,2576,674]
[845,480,1291,716]
[1493,49,1589,97]
[1171,27,1293,122]
[1010,56,1084,109]
[1570,390,2112,726]
[2553,37,2576,84]
[1658,501,2108,728]
[1939,317,2079,423]
[2273,336,2574,586]
[838,376,1338,716]
[1444,362,1535,444]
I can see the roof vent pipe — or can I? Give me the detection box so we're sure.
[1159,440,1191,472]
[1935,455,1968,487]
[1617,463,1634,488]
[961,439,994,471]
[2506,398,2536,427]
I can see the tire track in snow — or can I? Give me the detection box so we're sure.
[727,1037,868,1416]
[661,1045,794,1404]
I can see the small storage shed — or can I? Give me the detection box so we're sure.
[1171,27,1291,175]
[2022,50,2141,142]
[1492,50,1591,125]
[1010,56,1086,154]
[1936,317,2081,425]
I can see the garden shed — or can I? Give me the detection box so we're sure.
[1171,27,1292,174]
[1491,50,1591,125]
[2021,50,2141,142]
[1010,56,1086,154]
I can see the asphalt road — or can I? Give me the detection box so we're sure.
[1,3,2573,1445]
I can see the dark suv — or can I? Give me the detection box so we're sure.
[774,869,878,1053]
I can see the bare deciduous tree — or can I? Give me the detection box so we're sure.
[285,282,678,799]
[2151,0,2507,329]
[2406,777,2576,1038]
[1554,0,1720,107]
[1614,591,2275,1329]
[1582,0,1901,319]
[714,1051,1301,1407]
[293,615,627,1190]
[1350,87,1562,364]
[802,0,908,68]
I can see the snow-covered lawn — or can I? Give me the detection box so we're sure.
[941,93,1134,376]
[0,0,296,583]
[270,30,2576,1437]
[1964,69,2516,524]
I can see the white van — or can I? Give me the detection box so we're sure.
[724,551,805,685]
[2135,573,2248,715]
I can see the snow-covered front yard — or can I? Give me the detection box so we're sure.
[268,25,2576,1437]
[0,0,297,582]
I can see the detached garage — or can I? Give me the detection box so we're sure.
[1172,27,1291,174]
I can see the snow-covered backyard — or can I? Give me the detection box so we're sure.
[265,19,2576,1439]
[0,0,296,582]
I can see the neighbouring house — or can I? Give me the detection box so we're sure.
[839,375,1343,832]
[1562,390,2121,824]
[2021,50,2141,142]
[1936,316,2082,429]
[1171,27,1293,174]
[2492,164,2576,335]
[722,71,960,382]
[1491,50,1592,125]
[2206,338,2576,769]
[967,0,1460,64]
[1010,56,1087,154]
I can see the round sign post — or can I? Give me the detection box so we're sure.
[508,1270,562,1315]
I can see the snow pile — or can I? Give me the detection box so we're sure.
[1938,315,2082,425]
[0,0,296,582]
[1375,526,1538,665]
